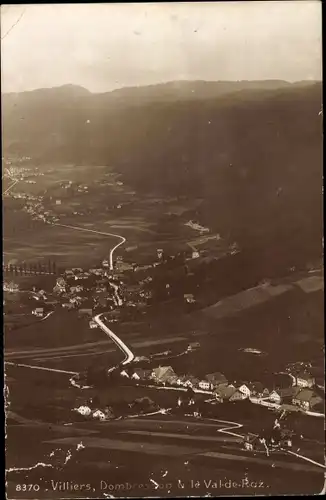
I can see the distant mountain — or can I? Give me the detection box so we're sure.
[4,83,91,99]
[2,80,323,270]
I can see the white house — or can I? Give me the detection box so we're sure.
[75,405,92,417]
[268,390,282,404]
[295,372,315,388]
[183,380,194,388]
[3,282,19,293]
[199,380,211,391]
[192,250,200,259]
[93,410,106,421]
[32,307,44,318]
[102,259,110,268]
[157,249,164,260]
[176,377,187,386]
[184,293,196,304]
[89,320,98,329]
[237,384,251,398]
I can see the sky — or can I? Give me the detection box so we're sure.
[1,1,322,93]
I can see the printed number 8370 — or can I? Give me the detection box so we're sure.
[16,484,41,492]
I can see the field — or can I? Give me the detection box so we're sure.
[3,212,119,268]
[5,309,126,373]
[3,163,230,269]
[6,402,325,498]
[168,287,324,381]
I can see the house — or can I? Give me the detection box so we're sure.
[184,293,196,304]
[89,268,105,275]
[55,277,66,289]
[192,250,200,259]
[187,376,200,389]
[3,282,19,293]
[89,320,98,329]
[243,434,258,451]
[215,384,236,401]
[176,375,189,386]
[199,380,211,391]
[76,272,90,280]
[292,389,323,411]
[295,372,315,388]
[166,375,179,386]
[268,390,282,404]
[157,249,164,260]
[230,390,248,402]
[32,307,44,318]
[102,259,110,268]
[92,410,106,421]
[269,427,293,450]
[206,372,228,389]
[151,366,176,384]
[143,369,154,380]
[78,308,93,317]
[70,285,84,293]
[72,268,83,273]
[247,382,269,397]
[269,387,300,405]
[75,405,92,417]
[70,296,82,305]
[64,270,74,278]
[243,434,268,453]
[187,342,200,352]
[132,368,152,381]
[62,302,74,309]
[116,261,134,272]
[237,383,251,398]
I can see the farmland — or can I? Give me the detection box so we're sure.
[3,158,324,498]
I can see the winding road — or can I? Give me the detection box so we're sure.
[50,222,133,363]
[93,313,134,365]
[54,223,126,270]
[52,223,132,363]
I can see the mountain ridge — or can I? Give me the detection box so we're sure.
[2,78,321,97]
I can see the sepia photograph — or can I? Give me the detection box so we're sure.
[2,1,324,498]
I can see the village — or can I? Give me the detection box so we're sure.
[71,352,324,417]
[4,247,324,433]
[3,160,324,470]
[71,361,312,457]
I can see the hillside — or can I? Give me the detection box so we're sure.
[2,80,323,270]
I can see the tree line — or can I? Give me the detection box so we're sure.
[3,259,58,276]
